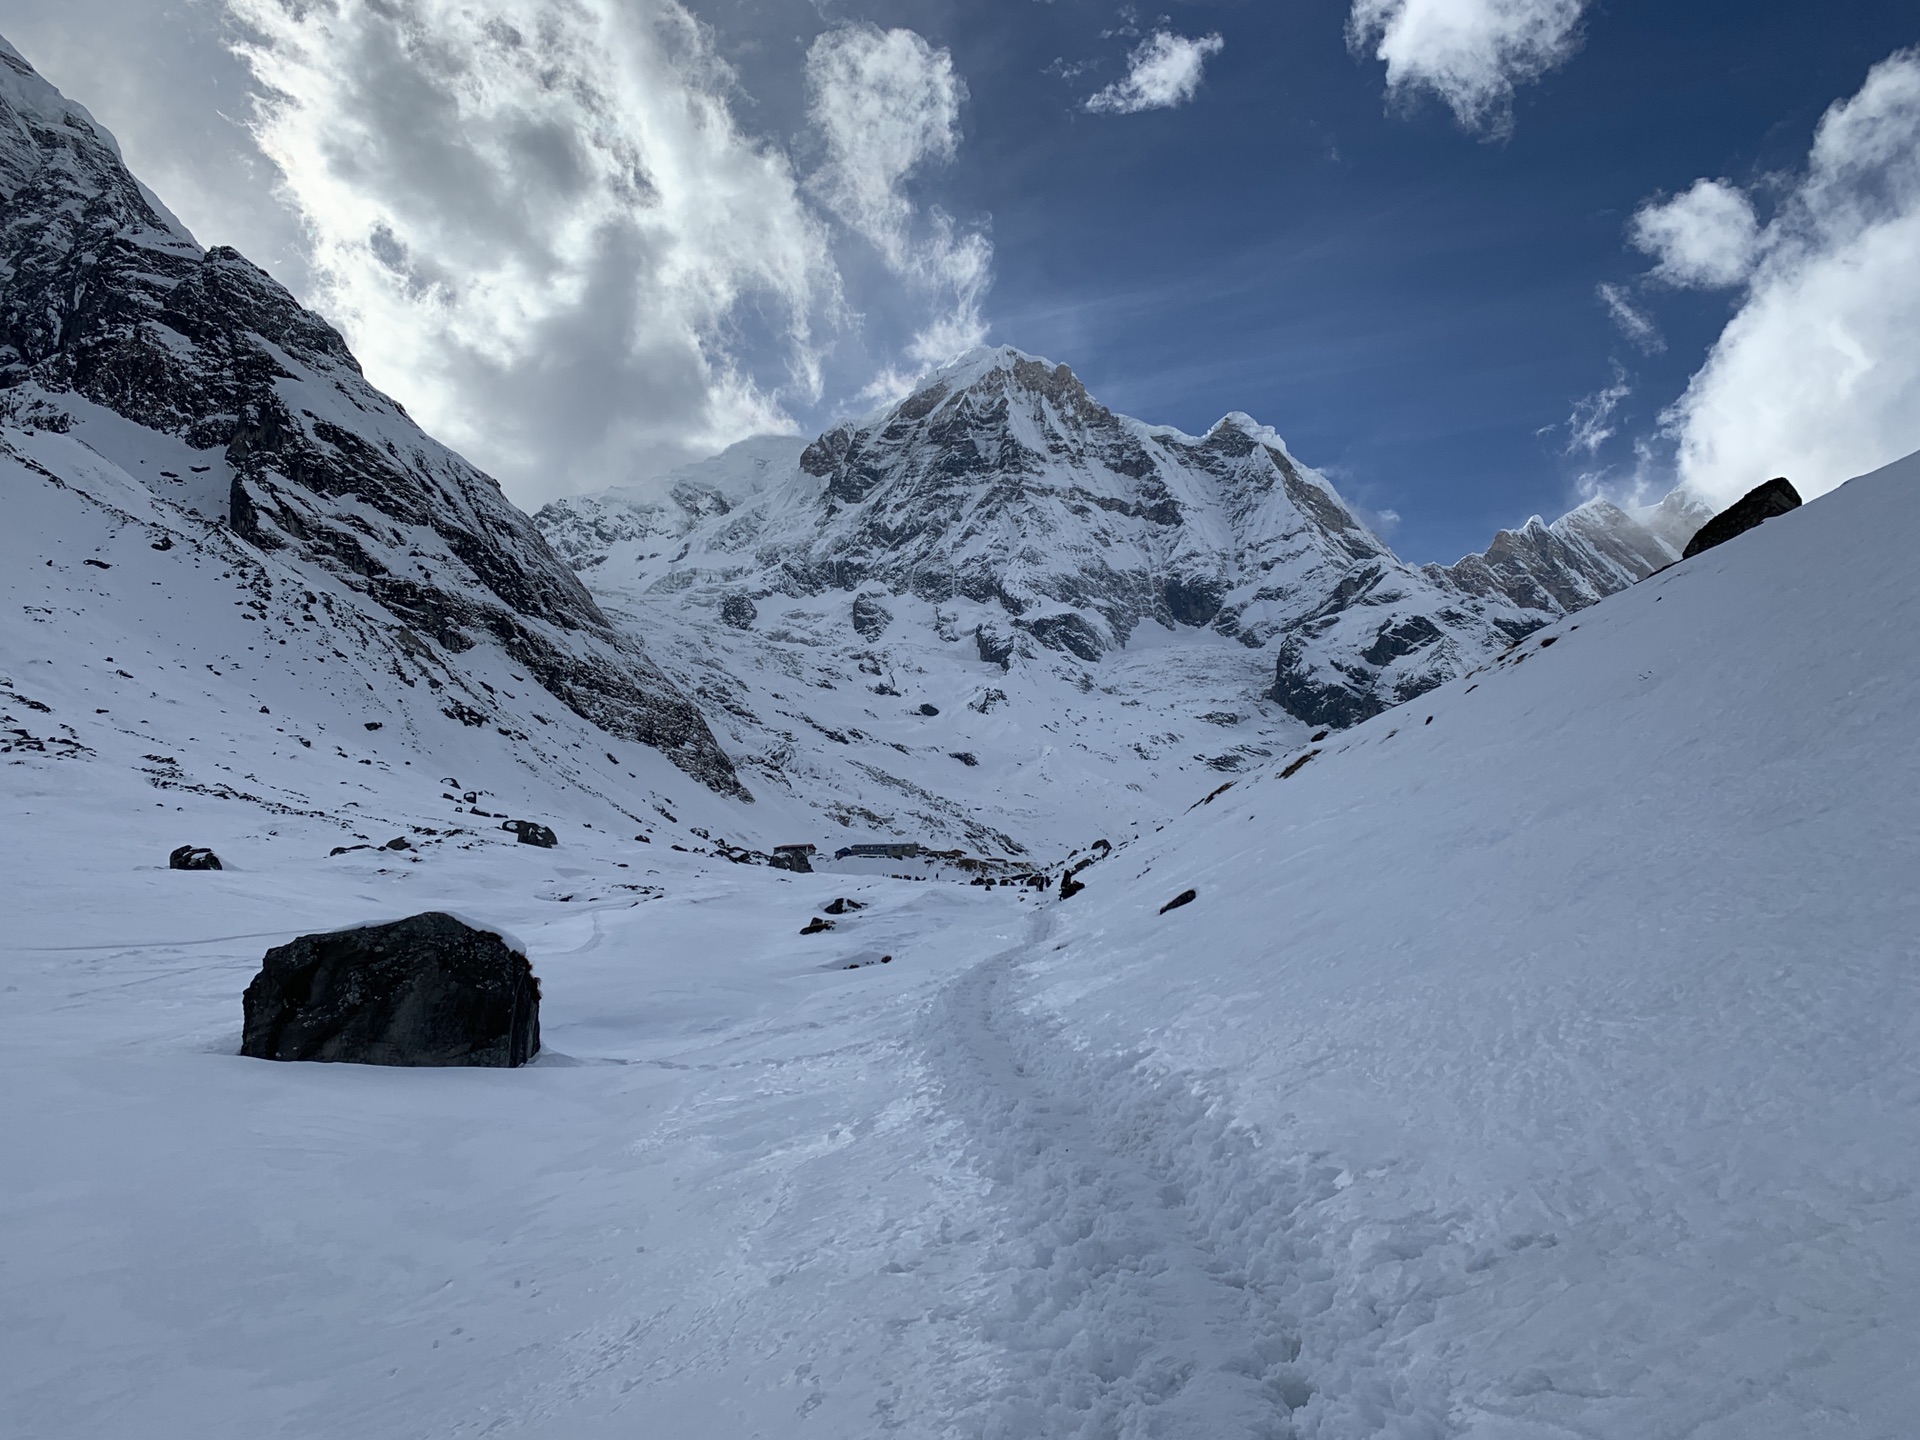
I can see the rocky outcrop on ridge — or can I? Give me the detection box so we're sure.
[1683,478,1801,559]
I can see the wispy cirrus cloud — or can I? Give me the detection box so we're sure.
[1085,31,1225,116]
[1562,363,1630,455]
[1347,0,1588,136]
[1596,281,1664,353]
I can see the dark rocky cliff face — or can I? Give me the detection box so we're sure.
[0,39,744,797]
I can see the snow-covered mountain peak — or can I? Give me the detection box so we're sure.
[0,36,195,250]
[547,333,1708,741]
[924,340,1058,379]
[534,335,1708,849]
[1203,410,1287,448]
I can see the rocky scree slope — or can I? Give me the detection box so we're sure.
[0,36,742,798]
[542,347,1705,733]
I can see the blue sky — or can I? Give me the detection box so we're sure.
[3,0,1917,560]
[757,0,1918,560]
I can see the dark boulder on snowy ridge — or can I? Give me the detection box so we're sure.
[241,912,540,1068]
[1683,477,1802,559]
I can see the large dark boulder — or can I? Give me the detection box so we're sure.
[1023,612,1106,662]
[851,593,893,639]
[1683,478,1802,559]
[169,845,222,870]
[241,912,540,1067]
[502,819,558,848]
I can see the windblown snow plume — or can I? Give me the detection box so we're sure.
[225,0,839,507]
[806,24,990,385]
[1347,0,1587,135]
[1644,47,1920,505]
[1084,31,1225,116]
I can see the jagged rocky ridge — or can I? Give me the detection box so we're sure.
[542,348,1707,730]
[0,38,744,797]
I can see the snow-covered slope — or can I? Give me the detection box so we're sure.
[6,432,1912,1436]
[996,446,1920,1433]
[0,36,740,798]
[11,31,1908,1439]
[0,421,791,856]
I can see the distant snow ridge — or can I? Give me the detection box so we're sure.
[0,37,743,798]
[543,346,1701,731]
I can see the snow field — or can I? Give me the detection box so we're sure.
[0,756,1038,1437]
[6,398,1919,1437]
[597,575,1311,860]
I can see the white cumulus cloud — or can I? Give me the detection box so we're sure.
[806,24,991,382]
[1630,179,1761,288]
[225,0,842,508]
[1347,0,1587,136]
[1655,47,1920,506]
[1085,31,1225,116]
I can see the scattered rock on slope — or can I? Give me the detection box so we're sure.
[1682,478,1802,559]
[241,912,540,1067]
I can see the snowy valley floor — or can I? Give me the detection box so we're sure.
[5,459,1920,1439]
